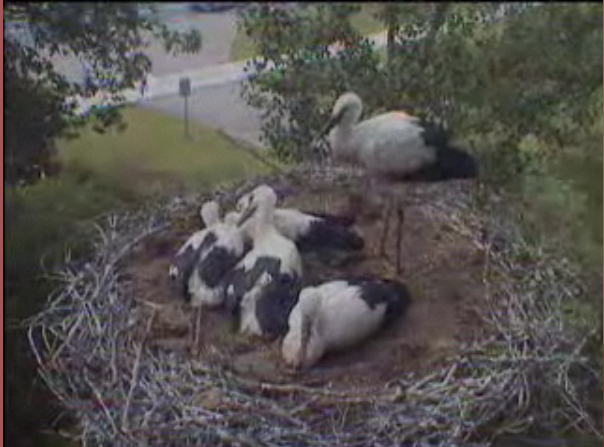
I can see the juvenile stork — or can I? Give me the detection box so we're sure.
[169,200,251,351]
[223,185,303,339]
[316,92,478,273]
[234,190,363,254]
[282,276,412,369]
[271,207,364,253]
[169,201,251,307]
[168,200,222,298]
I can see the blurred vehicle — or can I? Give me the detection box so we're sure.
[188,3,239,13]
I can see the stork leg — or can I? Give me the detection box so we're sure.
[378,195,395,257]
[191,306,202,355]
[394,199,405,275]
[187,306,195,350]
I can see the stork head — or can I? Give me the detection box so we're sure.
[316,92,364,140]
[282,286,324,370]
[199,200,221,228]
[236,184,278,232]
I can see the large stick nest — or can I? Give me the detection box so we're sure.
[28,166,601,447]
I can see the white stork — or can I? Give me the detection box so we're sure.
[315,92,478,273]
[282,276,412,369]
[223,185,303,339]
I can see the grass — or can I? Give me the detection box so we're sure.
[8,106,275,447]
[60,107,271,199]
[230,29,258,63]
[349,4,385,36]
[229,4,385,62]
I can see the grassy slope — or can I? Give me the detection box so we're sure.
[10,106,272,316]
[60,107,271,198]
[229,4,384,62]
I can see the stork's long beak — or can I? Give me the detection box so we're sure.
[311,112,341,161]
[317,112,341,139]
[236,203,258,227]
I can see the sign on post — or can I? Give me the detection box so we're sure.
[179,77,191,97]
[179,77,192,140]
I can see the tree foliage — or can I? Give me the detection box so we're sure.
[240,3,602,181]
[4,2,201,186]
[239,3,383,161]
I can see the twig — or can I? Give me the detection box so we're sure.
[49,312,86,364]
[121,309,157,433]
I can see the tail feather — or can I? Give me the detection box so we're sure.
[434,144,478,180]
[297,221,365,252]
[416,119,478,181]
[381,279,412,324]
[419,118,452,149]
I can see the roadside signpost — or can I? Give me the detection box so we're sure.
[179,76,192,140]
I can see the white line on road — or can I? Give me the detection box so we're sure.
[72,31,387,114]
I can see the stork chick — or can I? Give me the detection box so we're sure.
[223,185,303,339]
[282,276,412,369]
[235,189,363,254]
[169,200,251,352]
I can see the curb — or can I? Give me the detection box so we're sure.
[73,31,387,114]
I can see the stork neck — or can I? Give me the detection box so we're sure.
[332,125,358,161]
[249,202,276,240]
[339,95,363,127]
[339,111,360,128]
[201,204,220,227]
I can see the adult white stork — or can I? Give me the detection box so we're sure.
[315,92,478,274]
[223,185,304,339]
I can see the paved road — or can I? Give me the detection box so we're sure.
[145,7,240,76]
[76,30,387,149]
[48,6,240,83]
[47,4,263,146]
[141,80,264,148]
[40,3,387,150]
[139,31,388,149]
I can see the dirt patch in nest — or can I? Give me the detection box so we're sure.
[121,185,488,391]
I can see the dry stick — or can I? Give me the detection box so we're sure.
[227,372,390,402]
[109,324,122,385]
[194,307,203,356]
[215,129,305,186]
[49,312,86,364]
[215,427,269,447]
[83,374,120,436]
[121,309,157,433]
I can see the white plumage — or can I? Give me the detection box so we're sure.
[224,211,241,227]
[316,92,478,273]
[223,185,303,339]
[169,200,250,308]
[235,191,363,253]
[282,277,411,369]
[168,201,222,298]
[188,219,250,308]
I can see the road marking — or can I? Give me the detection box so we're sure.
[72,31,388,114]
